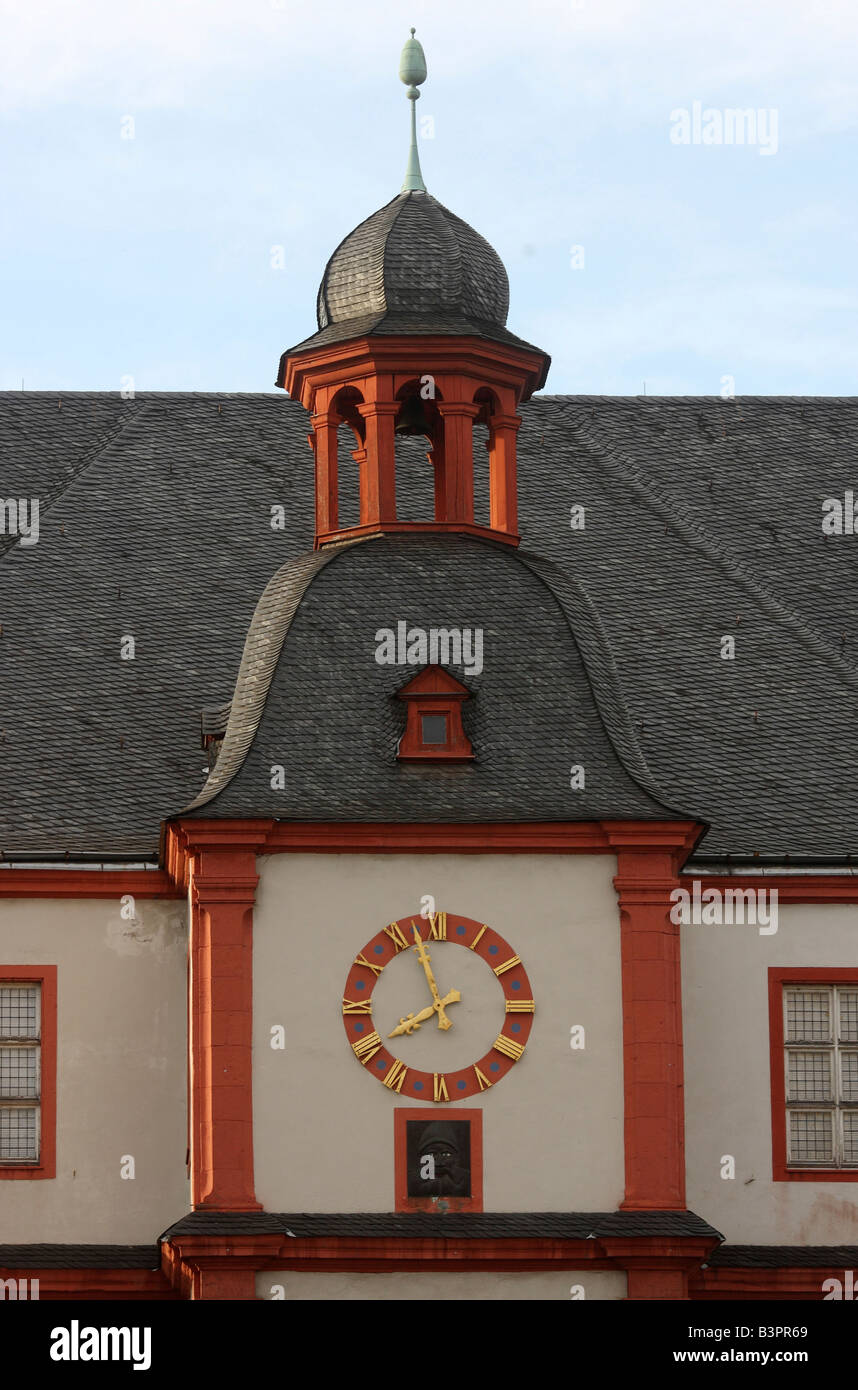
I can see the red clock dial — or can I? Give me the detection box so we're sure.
[342,912,534,1102]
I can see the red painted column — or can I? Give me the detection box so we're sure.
[311,412,339,538]
[189,845,262,1212]
[357,401,398,525]
[436,402,479,523]
[613,846,687,1212]
[487,413,521,538]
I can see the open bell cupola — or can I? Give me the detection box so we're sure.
[277,29,550,549]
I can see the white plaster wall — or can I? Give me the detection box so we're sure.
[683,901,858,1244]
[257,1269,626,1300]
[252,853,624,1212]
[0,896,188,1241]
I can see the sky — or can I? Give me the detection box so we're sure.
[0,0,856,396]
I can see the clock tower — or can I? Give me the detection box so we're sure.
[277,30,549,549]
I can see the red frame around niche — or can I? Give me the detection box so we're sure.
[0,965,57,1180]
[769,966,858,1182]
[394,1107,484,1213]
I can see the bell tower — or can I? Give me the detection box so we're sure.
[277,30,550,550]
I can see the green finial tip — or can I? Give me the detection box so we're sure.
[399,29,427,193]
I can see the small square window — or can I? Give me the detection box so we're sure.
[421,714,448,746]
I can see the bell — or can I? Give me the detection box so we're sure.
[395,394,431,437]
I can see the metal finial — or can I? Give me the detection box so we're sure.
[399,28,427,193]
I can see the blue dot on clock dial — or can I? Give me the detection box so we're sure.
[374,944,384,955]
[457,1080,467,1090]
[413,1081,423,1092]
[456,925,466,936]
[490,1062,500,1073]
[511,1023,521,1034]
[376,1059,386,1070]
[354,1023,363,1033]
[355,980,365,990]
[511,980,520,990]
[489,944,498,955]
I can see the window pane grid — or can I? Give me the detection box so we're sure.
[785,989,831,1042]
[0,1106,38,1162]
[0,981,41,1164]
[787,1109,834,1163]
[784,986,858,1168]
[787,1050,832,1101]
[0,1046,39,1099]
[840,991,858,1043]
[0,986,39,1039]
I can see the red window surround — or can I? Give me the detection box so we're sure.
[0,965,57,1180]
[396,665,474,762]
[769,967,858,1183]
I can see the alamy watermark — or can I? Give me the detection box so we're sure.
[670,102,778,156]
[822,490,858,535]
[670,881,778,935]
[0,497,39,546]
[375,623,484,677]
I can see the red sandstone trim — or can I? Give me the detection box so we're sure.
[0,870,181,899]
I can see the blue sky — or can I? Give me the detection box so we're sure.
[1,0,856,395]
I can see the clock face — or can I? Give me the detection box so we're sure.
[342,912,534,1102]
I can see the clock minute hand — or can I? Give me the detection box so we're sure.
[411,924,459,1031]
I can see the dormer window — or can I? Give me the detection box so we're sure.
[396,666,474,762]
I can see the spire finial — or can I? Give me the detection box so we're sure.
[399,28,427,193]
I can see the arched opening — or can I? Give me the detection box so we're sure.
[331,387,364,530]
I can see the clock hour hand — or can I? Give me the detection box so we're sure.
[388,1004,436,1038]
[388,988,462,1038]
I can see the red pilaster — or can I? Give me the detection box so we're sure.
[488,412,521,536]
[436,402,479,524]
[310,412,339,536]
[188,838,262,1212]
[610,837,692,1211]
[357,400,398,525]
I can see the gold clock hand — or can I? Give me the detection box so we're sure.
[412,923,443,1006]
[388,989,462,1039]
[387,1004,436,1038]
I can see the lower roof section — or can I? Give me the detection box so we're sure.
[161,1209,722,1241]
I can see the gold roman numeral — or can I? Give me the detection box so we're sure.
[433,1073,449,1102]
[493,1033,524,1061]
[469,925,487,951]
[505,999,535,1013]
[493,954,521,977]
[342,998,373,1015]
[428,911,447,940]
[354,952,383,977]
[474,1065,492,1091]
[384,921,410,952]
[382,1059,408,1093]
[352,1030,383,1064]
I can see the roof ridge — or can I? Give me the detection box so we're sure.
[178,538,370,814]
[0,400,146,563]
[564,405,858,692]
[514,548,693,821]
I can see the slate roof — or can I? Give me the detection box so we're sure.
[707,1245,858,1268]
[284,191,545,363]
[0,1244,160,1269]
[1,390,857,861]
[161,1209,722,1241]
